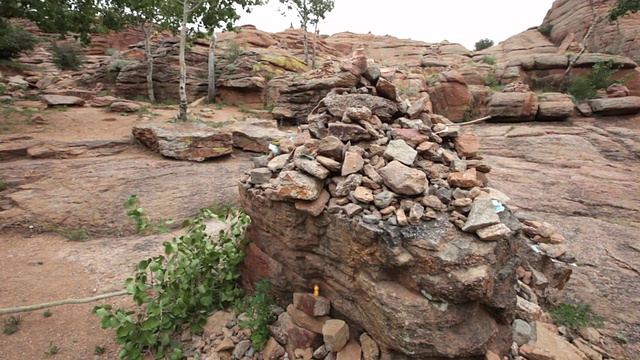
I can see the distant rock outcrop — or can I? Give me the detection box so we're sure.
[542,0,640,63]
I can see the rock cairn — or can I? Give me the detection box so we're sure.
[239,53,521,358]
[244,53,501,242]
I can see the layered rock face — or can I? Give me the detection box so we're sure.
[239,57,520,358]
[542,0,640,63]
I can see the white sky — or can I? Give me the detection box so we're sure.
[237,0,557,50]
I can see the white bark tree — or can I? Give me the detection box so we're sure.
[279,0,334,67]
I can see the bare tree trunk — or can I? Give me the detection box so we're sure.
[207,32,217,103]
[302,24,309,66]
[312,23,318,69]
[562,0,603,90]
[142,24,155,103]
[177,0,189,121]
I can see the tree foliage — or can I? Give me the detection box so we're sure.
[608,0,640,21]
[279,0,334,65]
[474,38,494,52]
[0,0,118,43]
[95,196,251,360]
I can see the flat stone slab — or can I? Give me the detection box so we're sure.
[132,122,232,161]
[0,136,130,161]
[40,94,85,107]
[588,96,640,116]
[230,119,290,153]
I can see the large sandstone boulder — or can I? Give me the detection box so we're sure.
[427,70,472,122]
[588,96,640,115]
[40,94,85,107]
[240,194,517,359]
[487,92,540,122]
[132,122,232,161]
[536,93,574,121]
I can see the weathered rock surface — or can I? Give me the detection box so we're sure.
[0,152,253,235]
[536,92,575,121]
[0,136,130,161]
[543,0,640,63]
[589,96,640,116]
[472,117,640,358]
[132,122,232,161]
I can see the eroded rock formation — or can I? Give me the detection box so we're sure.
[237,55,526,358]
[542,0,640,63]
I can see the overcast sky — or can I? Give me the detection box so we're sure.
[237,0,557,50]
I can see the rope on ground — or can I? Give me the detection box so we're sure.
[0,290,128,315]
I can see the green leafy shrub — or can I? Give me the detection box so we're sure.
[50,42,85,70]
[94,200,250,360]
[108,59,131,73]
[608,0,640,21]
[0,23,38,60]
[226,40,245,63]
[0,83,6,96]
[482,55,497,65]
[239,278,276,351]
[567,60,624,102]
[549,303,604,329]
[539,24,554,38]
[3,316,21,335]
[124,195,174,234]
[483,74,502,91]
[474,38,494,52]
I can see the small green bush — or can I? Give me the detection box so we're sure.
[483,75,502,91]
[50,42,85,70]
[550,303,604,329]
[106,59,131,82]
[0,23,38,60]
[3,316,21,335]
[226,40,245,63]
[567,60,624,102]
[0,83,6,96]
[482,55,497,65]
[104,48,116,56]
[108,59,131,73]
[239,278,276,351]
[474,38,494,52]
[539,24,554,38]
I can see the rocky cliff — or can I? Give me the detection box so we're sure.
[542,0,640,62]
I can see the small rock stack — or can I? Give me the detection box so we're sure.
[264,292,380,360]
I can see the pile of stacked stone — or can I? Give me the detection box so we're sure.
[239,51,522,359]
[186,310,258,360]
[263,292,380,360]
[187,291,381,360]
[244,70,503,242]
